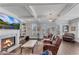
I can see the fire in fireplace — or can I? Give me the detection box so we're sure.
[1,37,15,51]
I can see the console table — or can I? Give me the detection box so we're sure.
[20,40,38,54]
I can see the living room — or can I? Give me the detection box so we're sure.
[0,3,79,55]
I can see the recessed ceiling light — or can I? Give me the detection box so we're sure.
[48,19,52,22]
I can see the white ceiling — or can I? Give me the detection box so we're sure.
[0,3,78,22]
[0,6,33,17]
[58,4,79,20]
[33,4,66,17]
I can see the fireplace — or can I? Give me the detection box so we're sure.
[0,30,20,52]
[1,37,15,51]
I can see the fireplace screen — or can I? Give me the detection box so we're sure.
[1,37,15,51]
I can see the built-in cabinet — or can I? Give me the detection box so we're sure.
[20,23,26,41]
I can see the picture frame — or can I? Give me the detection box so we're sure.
[71,26,76,31]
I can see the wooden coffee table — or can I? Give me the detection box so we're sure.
[20,40,38,54]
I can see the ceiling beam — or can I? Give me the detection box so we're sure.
[69,17,79,24]
[54,3,78,22]
[58,3,78,16]
[25,5,37,19]
[29,6,37,19]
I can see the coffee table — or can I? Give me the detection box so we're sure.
[20,40,38,54]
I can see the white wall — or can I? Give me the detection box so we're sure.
[56,20,69,35]
[69,18,79,42]
[69,22,77,37]
[0,29,20,37]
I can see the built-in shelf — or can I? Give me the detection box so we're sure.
[20,23,26,41]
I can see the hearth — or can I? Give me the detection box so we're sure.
[1,37,15,51]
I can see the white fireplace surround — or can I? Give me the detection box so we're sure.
[0,30,20,52]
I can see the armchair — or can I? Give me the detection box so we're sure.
[43,40,52,44]
[43,37,62,55]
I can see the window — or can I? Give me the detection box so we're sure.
[32,23,37,31]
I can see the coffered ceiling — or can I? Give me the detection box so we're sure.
[0,3,78,22]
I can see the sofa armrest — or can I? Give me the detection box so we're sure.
[43,44,56,51]
[43,44,58,55]
[43,40,52,44]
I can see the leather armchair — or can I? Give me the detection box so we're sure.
[43,37,62,55]
[43,40,52,44]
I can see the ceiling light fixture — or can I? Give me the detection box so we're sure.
[48,19,52,22]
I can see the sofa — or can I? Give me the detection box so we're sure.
[63,33,75,42]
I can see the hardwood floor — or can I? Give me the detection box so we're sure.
[58,41,79,55]
[11,40,79,55]
[11,41,43,55]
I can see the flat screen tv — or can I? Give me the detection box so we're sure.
[0,13,21,29]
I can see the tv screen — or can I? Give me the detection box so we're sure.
[0,13,20,29]
[8,16,21,24]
